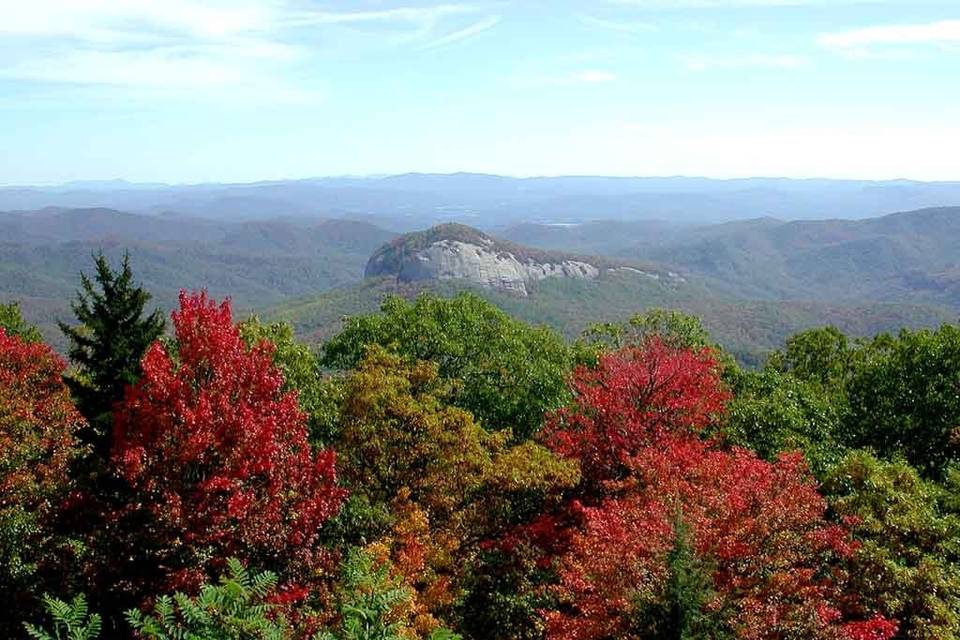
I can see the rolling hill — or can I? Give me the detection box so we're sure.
[502,206,960,309]
[0,207,396,348]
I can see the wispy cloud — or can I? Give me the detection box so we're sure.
[416,15,501,50]
[280,5,477,27]
[683,53,810,71]
[818,20,960,49]
[0,1,497,98]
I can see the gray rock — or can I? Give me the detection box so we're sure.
[366,228,601,296]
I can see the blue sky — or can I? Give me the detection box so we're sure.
[1,0,959,184]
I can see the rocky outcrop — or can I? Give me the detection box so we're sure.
[365,224,604,296]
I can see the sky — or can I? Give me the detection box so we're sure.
[1,0,959,184]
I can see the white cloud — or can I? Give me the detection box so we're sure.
[0,0,274,41]
[683,54,810,71]
[819,20,960,49]
[0,1,491,44]
[280,5,476,27]
[0,1,498,98]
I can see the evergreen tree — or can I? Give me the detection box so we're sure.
[655,517,730,640]
[59,252,164,459]
[0,301,43,343]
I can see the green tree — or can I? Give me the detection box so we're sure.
[767,326,851,386]
[581,308,714,353]
[765,324,960,479]
[24,594,102,640]
[724,368,844,475]
[0,301,43,343]
[577,309,735,374]
[321,293,572,440]
[846,326,960,478]
[823,451,960,639]
[59,252,164,458]
[318,548,417,640]
[631,517,732,640]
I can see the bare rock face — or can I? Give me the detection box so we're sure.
[365,224,601,296]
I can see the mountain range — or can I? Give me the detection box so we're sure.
[5,174,960,228]
[2,198,958,361]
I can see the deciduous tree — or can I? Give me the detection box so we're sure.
[724,368,844,475]
[110,291,345,601]
[332,348,577,634]
[321,293,572,439]
[543,339,729,492]
[239,317,343,446]
[544,436,895,640]
[0,328,84,635]
[540,344,895,640]
[823,451,960,639]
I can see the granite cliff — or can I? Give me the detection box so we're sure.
[364,223,678,296]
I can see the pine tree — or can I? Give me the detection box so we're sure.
[59,252,164,459]
[655,516,730,640]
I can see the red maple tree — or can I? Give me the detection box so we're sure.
[538,344,896,640]
[112,291,345,591]
[543,338,729,491]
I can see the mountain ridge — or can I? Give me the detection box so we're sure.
[5,175,960,227]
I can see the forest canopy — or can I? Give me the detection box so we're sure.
[5,255,960,639]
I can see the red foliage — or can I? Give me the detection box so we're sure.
[538,345,895,640]
[544,437,896,639]
[543,339,729,490]
[843,618,900,640]
[112,291,345,590]
[0,328,82,513]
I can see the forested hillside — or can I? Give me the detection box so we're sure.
[264,275,953,366]
[5,207,958,359]
[0,208,396,347]
[5,254,960,639]
[504,206,960,308]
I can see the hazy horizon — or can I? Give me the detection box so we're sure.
[6,171,960,190]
